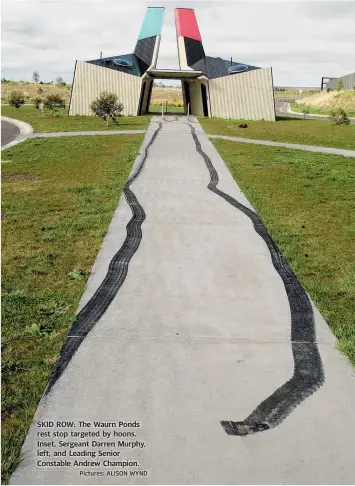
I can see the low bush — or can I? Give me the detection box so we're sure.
[32,97,43,110]
[44,93,65,114]
[328,108,350,125]
[8,90,25,109]
[91,92,124,126]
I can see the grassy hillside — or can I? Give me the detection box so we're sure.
[293,91,355,116]
[150,84,183,107]
[274,89,318,99]
[1,80,184,111]
[1,80,71,104]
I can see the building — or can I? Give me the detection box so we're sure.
[69,7,275,121]
[325,72,355,91]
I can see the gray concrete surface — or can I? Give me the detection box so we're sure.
[1,116,34,150]
[275,101,355,123]
[1,119,20,146]
[208,134,355,157]
[11,116,355,485]
[33,130,146,138]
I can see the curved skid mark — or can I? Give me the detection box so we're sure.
[163,116,179,122]
[189,124,325,436]
[45,123,162,395]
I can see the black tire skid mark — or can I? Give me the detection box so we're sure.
[163,116,179,123]
[189,124,325,436]
[44,123,162,396]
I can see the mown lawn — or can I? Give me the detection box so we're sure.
[211,139,355,367]
[1,134,144,483]
[1,105,150,132]
[200,117,355,150]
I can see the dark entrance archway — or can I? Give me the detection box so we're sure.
[201,83,208,117]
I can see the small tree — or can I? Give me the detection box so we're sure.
[33,70,40,83]
[337,80,344,91]
[91,92,124,126]
[8,90,25,109]
[44,93,65,115]
[32,97,43,110]
[55,76,66,86]
[328,108,350,125]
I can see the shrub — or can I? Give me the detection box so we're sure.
[44,93,65,114]
[337,80,344,91]
[32,97,43,109]
[90,91,124,126]
[8,90,25,109]
[328,108,350,125]
[37,87,44,94]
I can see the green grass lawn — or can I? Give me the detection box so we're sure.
[290,102,355,118]
[149,104,185,113]
[199,117,355,150]
[211,139,355,366]
[1,134,144,483]
[1,105,150,132]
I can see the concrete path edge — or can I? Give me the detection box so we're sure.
[1,116,34,150]
[208,134,355,158]
[280,102,355,121]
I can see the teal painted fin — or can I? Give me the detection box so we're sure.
[138,7,165,40]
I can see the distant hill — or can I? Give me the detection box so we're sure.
[275,86,321,91]
[1,80,72,104]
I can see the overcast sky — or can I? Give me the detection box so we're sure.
[2,0,355,86]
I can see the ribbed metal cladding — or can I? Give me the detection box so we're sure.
[326,72,355,91]
[208,67,275,121]
[69,61,142,116]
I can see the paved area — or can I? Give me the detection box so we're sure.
[10,116,355,484]
[275,101,355,123]
[1,119,20,146]
[1,116,34,150]
[208,134,355,157]
[33,130,147,138]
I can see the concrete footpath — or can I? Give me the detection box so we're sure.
[208,134,355,158]
[11,116,355,484]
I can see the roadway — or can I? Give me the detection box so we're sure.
[1,119,20,146]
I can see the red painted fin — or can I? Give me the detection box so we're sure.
[175,8,202,42]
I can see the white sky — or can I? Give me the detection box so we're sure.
[1,0,355,86]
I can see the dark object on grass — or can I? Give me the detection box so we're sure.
[238,123,248,128]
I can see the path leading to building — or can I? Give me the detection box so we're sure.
[9,116,355,484]
[3,114,355,157]
[33,130,147,137]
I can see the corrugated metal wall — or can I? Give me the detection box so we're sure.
[208,67,275,121]
[326,72,355,91]
[69,61,142,116]
[189,80,203,116]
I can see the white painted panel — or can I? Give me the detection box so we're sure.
[209,68,275,121]
[69,62,142,117]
